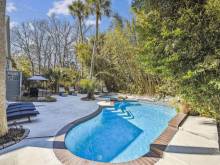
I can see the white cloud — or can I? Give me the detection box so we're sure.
[29,22,35,30]
[10,21,18,28]
[6,2,17,13]
[47,0,75,17]
[85,19,96,26]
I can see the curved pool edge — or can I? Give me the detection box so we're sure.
[53,106,188,165]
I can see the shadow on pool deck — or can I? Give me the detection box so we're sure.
[152,144,220,155]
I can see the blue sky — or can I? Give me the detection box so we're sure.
[6,0,133,31]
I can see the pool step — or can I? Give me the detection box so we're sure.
[103,110,134,120]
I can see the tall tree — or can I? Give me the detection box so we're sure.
[12,18,77,74]
[86,0,111,79]
[69,0,89,78]
[0,0,8,136]
[69,0,89,43]
[12,23,36,75]
[133,0,220,119]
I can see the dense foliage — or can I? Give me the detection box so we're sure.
[44,67,79,92]
[11,0,220,120]
[74,16,157,94]
[132,0,220,119]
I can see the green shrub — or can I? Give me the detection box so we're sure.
[79,79,96,100]
[79,79,96,93]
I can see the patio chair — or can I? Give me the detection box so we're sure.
[59,87,68,97]
[30,87,39,97]
[102,87,108,93]
[68,87,77,96]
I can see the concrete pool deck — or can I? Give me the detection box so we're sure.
[0,95,98,165]
[156,116,220,165]
[0,95,219,165]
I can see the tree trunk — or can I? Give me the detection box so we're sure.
[79,17,84,78]
[79,17,84,43]
[95,11,99,43]
[89,42,96,79]
[89,11,99,79]
[31,60,35,75]
[0,0,8,137]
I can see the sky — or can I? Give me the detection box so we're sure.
[6,0,133,31]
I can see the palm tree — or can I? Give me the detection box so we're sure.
[69,0,89,43]
[69,0,89,78]
[0,0,8,137]
[111,13,124,30]
[86,0,111,79]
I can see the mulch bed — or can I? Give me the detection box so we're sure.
[0,126,29,149]
[81,97,95,101]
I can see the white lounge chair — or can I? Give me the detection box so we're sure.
[69,87,77,96]
[59,87,68,97]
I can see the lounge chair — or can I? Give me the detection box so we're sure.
[7,103,35,112]
[7,103,35,110]
[7,106,36,114]
[7,102,34,108]
[7,103,39,122]
[59,87,68,97]
[102,87,108,93]
[68,87,77,96]
[7,111,40,122]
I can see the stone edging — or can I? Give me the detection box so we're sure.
[0,128,30,150]
[53,107,187,165]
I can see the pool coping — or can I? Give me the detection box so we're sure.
[53,106,188,165]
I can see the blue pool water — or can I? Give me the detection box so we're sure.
[65,101,176,163]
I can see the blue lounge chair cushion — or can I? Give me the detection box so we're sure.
[7,103,35,109]
[7,107,36,114]
[7,111,40,121]
[8,103,34,108]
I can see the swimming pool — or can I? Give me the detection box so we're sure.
[65,101,176,163]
